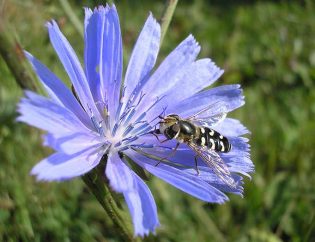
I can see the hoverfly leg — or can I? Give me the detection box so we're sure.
[154,160,162,167]
[151,130,161,142]
[155,142,180,167]
[194,155,200,175]
[150,125,162,141]
[160,138,171,143]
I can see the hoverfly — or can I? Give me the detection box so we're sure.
[153,102,236,188]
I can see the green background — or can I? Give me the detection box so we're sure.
[0,0,314,241]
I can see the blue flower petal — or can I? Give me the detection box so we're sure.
[184,167,244,195]
[105,153,135,192]
[43,132,104,155]
[106,153,159,236]
[24,51,92,129]
[144,58,224,120]
[127,35,201,122]
[223,137,250,158]
[141,34,200,96]
[126,151,228,203]
[17,91,89,135]
[227,157,254,177]
[167,84,244,119]
[214,118,250,137]
[221,137,254,176]
[46,21,101,121]
[123,14,160,107]
[31,147,101,181]
[84,5,123,120]
[84,6,109,107]
[123,172,160,237]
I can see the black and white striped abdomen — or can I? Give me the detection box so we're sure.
[194,127,231,153]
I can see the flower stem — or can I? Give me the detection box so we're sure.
[59,0,83,38]
[160,0,178,46]
[0,21,39,92]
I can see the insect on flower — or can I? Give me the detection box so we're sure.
[152,102,236,188]
[17,4,254,237]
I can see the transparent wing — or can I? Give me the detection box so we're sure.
[186,101,228,127]
[188,143,236,188]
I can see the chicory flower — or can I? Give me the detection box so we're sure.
[18,5,253,236]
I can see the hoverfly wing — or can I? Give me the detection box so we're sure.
[186,101,228,127]
[188,143,236,188]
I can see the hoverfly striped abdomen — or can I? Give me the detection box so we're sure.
[195,127,231,153]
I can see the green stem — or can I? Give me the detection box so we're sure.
[59,0,84,38]
[0,23,38,92]
[160,0,179,46]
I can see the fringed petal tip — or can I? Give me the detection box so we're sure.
[93,5,109,13]
[229,84,245,109]
[216,196,229,205]
[83,7,93,17]
[85,3,117,15]
[186,34,201,56]
[131,216,161,237]
[45,19,58,29]
[134,220,160,237]
[207,58,224,80]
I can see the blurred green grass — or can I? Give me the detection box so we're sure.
[1,0,315,241]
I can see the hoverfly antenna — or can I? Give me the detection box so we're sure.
[149,107,167,124]
[161,106,167,117]
[157,107,167,119]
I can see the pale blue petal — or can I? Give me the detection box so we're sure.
[24,51,92,128]
[123,172,159,236]
[166,84,244,120]
[223,137,250,158]
[84,6,123,120]
[129,35,200,122]
[43,132,104,155]
[46,21,101,121]
[144,58,224,120]
[205,173,244,195]
[140,35,200,96]
[105,153,135,192]
[17,91,89,135]
[31,148,102,181]
[226,156,254,177]
[84,7,93,30]
[214,118,250,137]
[123,14,160,108]
[221,137,253,176]
[105,153,159,235]
[183,167,244,195]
